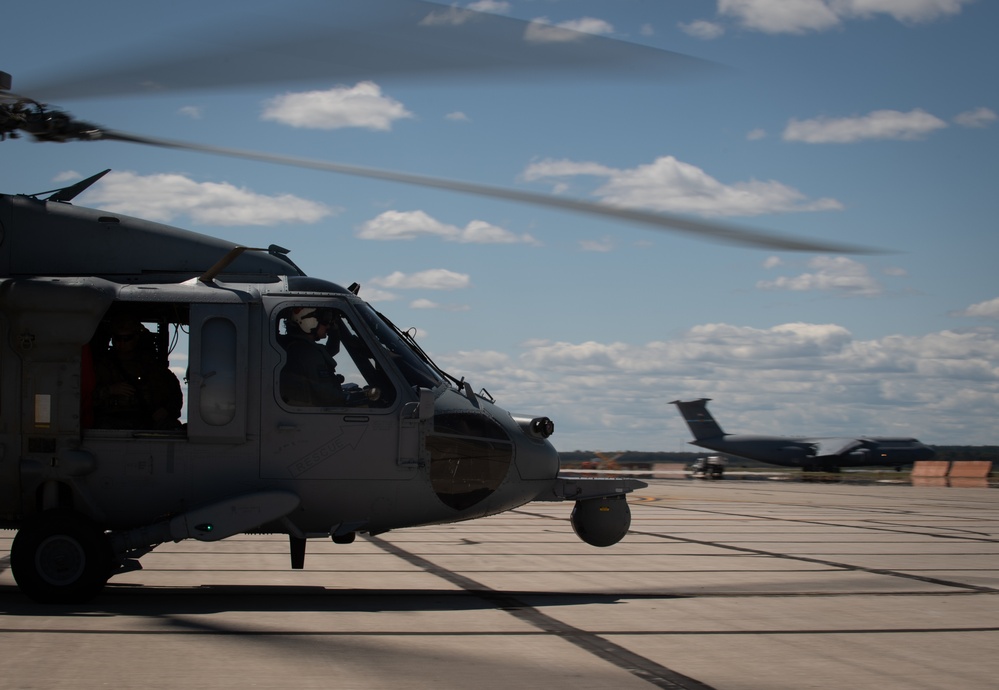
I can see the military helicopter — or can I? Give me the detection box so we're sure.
[0,1,871,604]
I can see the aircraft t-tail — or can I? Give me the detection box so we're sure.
[671,399,935,472]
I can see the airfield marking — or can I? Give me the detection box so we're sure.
[365,534,716,690]
[2,484,999,689]
[629,528,999,595]
[515,497,999,596]
[627,489,999,543]
[649,507,999,543]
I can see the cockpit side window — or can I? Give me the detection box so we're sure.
[276,306,396,409]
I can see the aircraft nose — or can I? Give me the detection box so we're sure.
[514,431,559,481]
[426,410,515,511]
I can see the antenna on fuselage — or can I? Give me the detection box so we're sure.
[28,169,111,203]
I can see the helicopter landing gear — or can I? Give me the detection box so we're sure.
[10,509,112,604]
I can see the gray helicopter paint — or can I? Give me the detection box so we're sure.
[1,194,300,281]
[3,275,552,532]
[0,171,644,602]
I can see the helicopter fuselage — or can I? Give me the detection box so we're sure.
[0,191,642,602]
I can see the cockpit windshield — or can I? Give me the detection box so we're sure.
[353,303,446,390]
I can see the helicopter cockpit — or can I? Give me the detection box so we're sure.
[273,297,451,412]
[277,305,394,409]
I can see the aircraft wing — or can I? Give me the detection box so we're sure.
[809,438,864,457]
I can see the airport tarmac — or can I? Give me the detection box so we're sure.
[1,479,997,689]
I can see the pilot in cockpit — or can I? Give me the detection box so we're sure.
[279,307,346,407]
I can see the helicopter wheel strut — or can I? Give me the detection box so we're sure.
[10,509,113,604]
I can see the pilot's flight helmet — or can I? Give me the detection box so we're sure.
[289,307,319,334]
[289,307,334,335]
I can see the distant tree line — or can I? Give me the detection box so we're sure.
[559,446,999,469]
[929,446,999,462]
[559,450,705,468]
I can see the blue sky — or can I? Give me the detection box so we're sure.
[3,0,997,451]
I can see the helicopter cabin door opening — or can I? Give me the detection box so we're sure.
[83,302,190,437]
[0,295,16,518]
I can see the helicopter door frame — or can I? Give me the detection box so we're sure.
[259,296,420,481]
[0,307,20,519]
[187,302,249,444]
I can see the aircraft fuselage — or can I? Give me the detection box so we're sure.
[688,434,936,469]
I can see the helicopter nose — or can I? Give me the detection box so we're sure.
[426,409,515,511]
[425,404,560,512]
[513,423,559,481]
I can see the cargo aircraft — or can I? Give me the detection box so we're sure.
[672,399,935,472]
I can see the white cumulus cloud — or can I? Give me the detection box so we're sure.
[437,321,999,447]
[522,156,842,217]
[419,1,511,26]
[370,269,471,291]
[410,298,471,311]
[718,0,841,34]
[261,82,413,131]
[679,19,726,39]
[524,16,614,43]
[757,256,884,296]
[468,1,511,13]
[832,0,976,24]
[783,109,948,143]
[356,210,538,244]
[80,171,335,226]
[957,296,999,320]
[715,0,975,34]
[419,6,476,26]
[355,287,398,303]
[954,107,998,128]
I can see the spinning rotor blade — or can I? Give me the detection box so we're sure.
[102,129,879,254]
[7,2,877,254]
[22,0,719,102]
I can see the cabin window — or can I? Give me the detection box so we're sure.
[34,394,52,428]
[199,317,237,426]
[276,306,396,409]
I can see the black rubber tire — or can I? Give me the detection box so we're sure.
[10,509,112,604]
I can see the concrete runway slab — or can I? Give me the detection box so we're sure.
[1,479,997,689]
